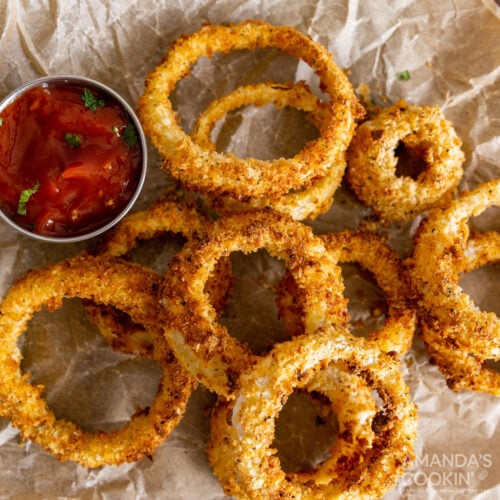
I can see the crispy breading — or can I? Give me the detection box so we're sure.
[408,179,500,394]
[347,99,464,221]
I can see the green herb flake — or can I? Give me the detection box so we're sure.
[17,180,40,215]
[64,132,82,148]
[397,70,411,81]
[112,125,120,134]
[81,88,106,113]
[122,123,138,147]
[0,117,3,126]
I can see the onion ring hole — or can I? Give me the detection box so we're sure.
[204,104,320,161]
[394,140,429,180]
[467,206,500,234]
[341,263,388,338]
[124,231,188,275]
[272,390,339,473]
[171,47,320,135]
[218,250,288,355]
[459,262,500,317]
[19,298,162,433]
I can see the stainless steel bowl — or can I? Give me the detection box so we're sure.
[0,75,147,243]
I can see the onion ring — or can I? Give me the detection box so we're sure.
[0,254,195,467]
[85,197,233,358]
[138,20,363,199]
[346,99,464,221]
[208,325,417,499]
[419,231,500,395]
[409,179,500,394]
[410,179,500,358]
[190,81,345,220]
[160,209,348,397]
[278,229,417,356]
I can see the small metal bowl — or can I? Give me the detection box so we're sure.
[0,75,147,243]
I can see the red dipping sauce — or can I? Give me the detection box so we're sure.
[0,81,144,238]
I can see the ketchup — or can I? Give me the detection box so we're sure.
[0,83,143,237]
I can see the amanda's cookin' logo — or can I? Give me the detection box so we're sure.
[402,453,493,491]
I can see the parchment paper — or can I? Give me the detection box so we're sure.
[0,1,499,498]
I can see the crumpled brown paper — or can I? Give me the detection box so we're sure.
[0,0,499,498]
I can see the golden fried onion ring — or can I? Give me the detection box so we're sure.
[208,326,417,499]
[160,209,348,397]
[138,20,363,199]
[191,81,345,220]
[0,254,195,467]
[278,229,417,356]
[419,230,500,395]
[346,100,464,221]
[86,197,233,357]
[214,361,380,492]
[409,179,500,394]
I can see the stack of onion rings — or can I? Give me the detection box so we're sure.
[0,19,449,495]
[0,254,196,467]
[85,197,233,357]
[160,209,348,397]
[138,19,364,200]
[190,81,346,220]
[208,325,417,499]
[409,179,500,395]
[346,99,464,221]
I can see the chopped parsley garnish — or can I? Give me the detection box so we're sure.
[81,88,105,113]
[122,123,138,147]
[64,132,82,148]
[397,70,411,81]
[17,181,40,215]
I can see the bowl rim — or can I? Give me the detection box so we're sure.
[0,74,148,244]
